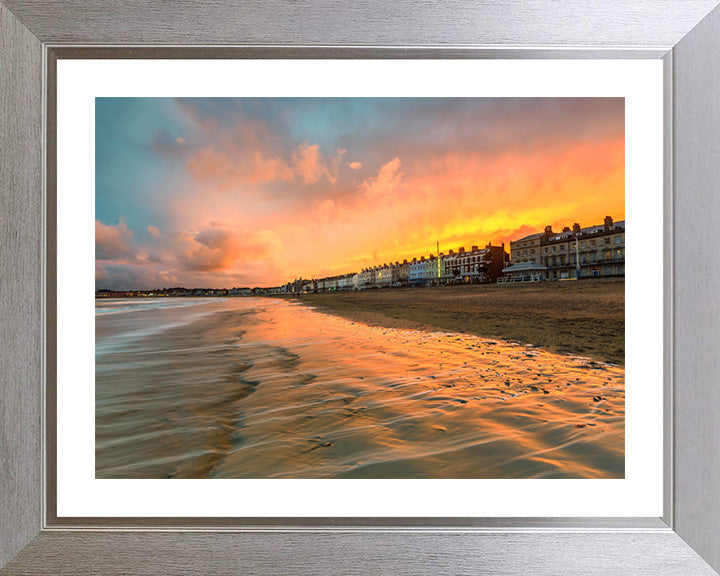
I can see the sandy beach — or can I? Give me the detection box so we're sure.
[296,278,624,365]
[96,296,623,479]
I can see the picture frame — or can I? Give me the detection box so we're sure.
[1,1,719,574]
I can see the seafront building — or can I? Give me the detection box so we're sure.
[376,264,393,288]
[503,216,625,281]
[408,257,426,285]
[448,244,508,284]
[423,254,439,284]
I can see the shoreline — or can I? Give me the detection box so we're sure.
[288,279,624,366]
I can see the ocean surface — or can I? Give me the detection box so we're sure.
[95,297,624,478]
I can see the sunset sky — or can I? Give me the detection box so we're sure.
[95,97,624,290]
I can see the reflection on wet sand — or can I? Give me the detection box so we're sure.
[96,297,624,479]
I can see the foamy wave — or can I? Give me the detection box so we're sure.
[95,297,214,316]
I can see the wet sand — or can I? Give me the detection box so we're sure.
[96,297,623,479]
[296,278,625,365]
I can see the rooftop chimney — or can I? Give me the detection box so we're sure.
[604,215,613,231]
[562,226,571,233]
[572,222,581,234]
[544,225,554,237]
[472,245,479,251]
[459,247,465,254]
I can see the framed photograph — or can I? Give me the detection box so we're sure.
[2,1,719,574]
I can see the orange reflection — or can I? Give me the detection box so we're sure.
[96,298,624,479]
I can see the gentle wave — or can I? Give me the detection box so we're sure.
[95,297,214,316]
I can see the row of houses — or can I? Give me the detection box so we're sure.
[274,243,509,294]
[279,216,624,293]
[502,216,625,282]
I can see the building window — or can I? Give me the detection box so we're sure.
[544,247,548,254]
[551,246,556,252]
[530,248,535,254]
[590,239,596,247]
[605,237,611,245]
[615,235,623,244]
[580,241,586,249]
[560,245,565,251]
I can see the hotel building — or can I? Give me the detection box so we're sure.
[504,216,625,281]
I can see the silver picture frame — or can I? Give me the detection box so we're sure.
[2,1,720,574]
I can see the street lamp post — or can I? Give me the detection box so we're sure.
[575,235,581,279]
[437,241,441,281]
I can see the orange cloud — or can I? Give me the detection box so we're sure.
[96,219,133,260]
[185,137,349,193]
[174,224,283,273]
[291,142,342,185]
[360,157,403,200]
[186,148,293,187]
[348,161,362,170]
